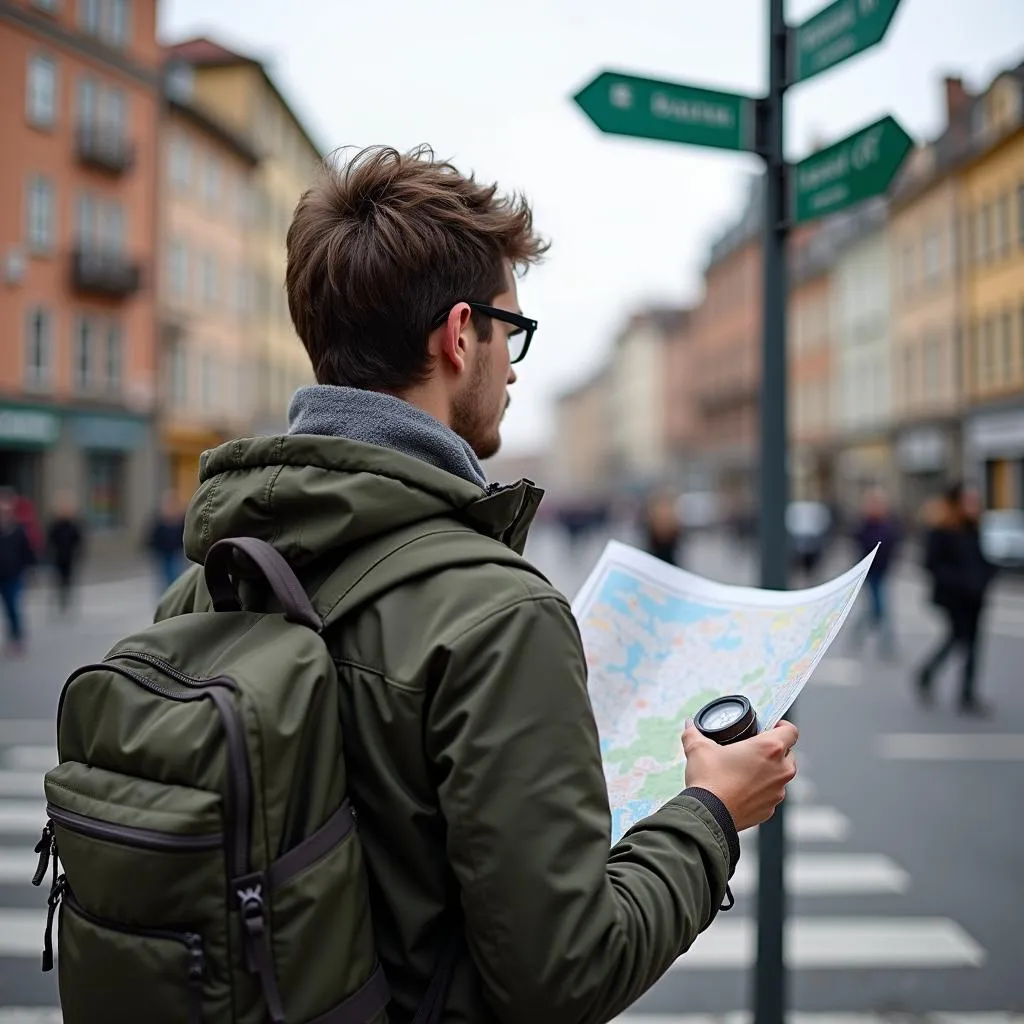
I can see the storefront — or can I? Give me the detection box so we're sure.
[965,406,1024,510]
[895,422,961,521]
[161,426,231,507]
[0,400,156,561]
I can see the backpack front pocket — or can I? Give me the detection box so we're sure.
[58,884,205,1024]
[267,799,389,1023]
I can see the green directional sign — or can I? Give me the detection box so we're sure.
[792,114,912,224]
[791,0,902,84]
[573,71,756,152]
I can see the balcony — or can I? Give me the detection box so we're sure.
[76,126,135,175]
[71,247,142,298]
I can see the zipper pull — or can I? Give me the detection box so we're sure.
[42,873,65,972]
[187,933,204,984]
[32,823,53,887]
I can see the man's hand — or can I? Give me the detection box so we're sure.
[682,720,798,831]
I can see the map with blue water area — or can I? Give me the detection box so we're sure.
[571,541,875,844]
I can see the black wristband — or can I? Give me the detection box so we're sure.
[682,786,741,878]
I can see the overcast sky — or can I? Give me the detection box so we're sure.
[160,0,1024,455]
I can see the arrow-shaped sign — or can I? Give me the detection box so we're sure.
[792,114,912,224]
[573,70,757,153]
[791,0,903,84]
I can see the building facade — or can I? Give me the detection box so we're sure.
[165,38,322,434]
[157,88,260,505]
[0,0,162,555]
[831,201,895,512]
[960,64,1024,510]
[689,178,763,512]
[551,367,611,501]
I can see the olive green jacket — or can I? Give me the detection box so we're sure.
[157,435,738,1024]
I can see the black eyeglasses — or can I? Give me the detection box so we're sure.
[430,302,538,364]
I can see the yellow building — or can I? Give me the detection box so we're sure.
[166,38,323,434]
[959,62,1024,509]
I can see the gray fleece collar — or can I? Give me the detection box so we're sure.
[287,385,489,489]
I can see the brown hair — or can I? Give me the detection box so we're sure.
[285,145,549,392]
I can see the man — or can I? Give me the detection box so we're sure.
[851,486,901,659]
[158,145,798,1023]
[0,488,36,656]
[46,491,85,614]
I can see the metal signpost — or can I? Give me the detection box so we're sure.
[572,1,908,1022]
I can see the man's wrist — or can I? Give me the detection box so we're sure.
[682,786,740,877]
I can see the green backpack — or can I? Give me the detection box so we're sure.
[33,523,538,1024]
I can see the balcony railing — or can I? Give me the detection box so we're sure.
[76,125,136,174]
[71,247,142,298]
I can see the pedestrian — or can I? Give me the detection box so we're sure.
[46,491,85,614]
[641,487,684,566]
[155,145,799,1023]
[0,488,37,656]
[146,491,185,595]
[915,481,997,714]
[850,486,901,659]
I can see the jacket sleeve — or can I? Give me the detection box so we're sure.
[426,592,734,1024]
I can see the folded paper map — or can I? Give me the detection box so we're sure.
[571,541,877,843]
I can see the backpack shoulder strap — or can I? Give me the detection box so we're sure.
[313,517,548,631]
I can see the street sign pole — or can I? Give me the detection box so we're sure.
[754,0,790,1020]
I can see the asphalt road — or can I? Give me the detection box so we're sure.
[0,526,1022,1022]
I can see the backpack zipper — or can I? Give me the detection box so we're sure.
[45,804,223,852]
[50,876,205,1023]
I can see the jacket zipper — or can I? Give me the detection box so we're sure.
[49,876,205,1023]
[82,649,284,1023]
[46,803,223,852]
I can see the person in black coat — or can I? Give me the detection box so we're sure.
[915,482,997,713]
[0,488,37,655]
[46,492,85,613]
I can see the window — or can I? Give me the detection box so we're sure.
[923,228,941,286]
[1001,312,1014,379]
[200,253,218,307]
[77,192,125,251]
[901,244,915,297]
[169,339,188,408]
[24,307,52,389]
[101,86,126,134]
[200,353,217,409]
[105,322,122,392]
[85,452,124,529]
[107,0,130,47]
[168,240,188,299]
[26,175,55,253]
[77,76,97,127]
[904,346,916,406]
[1018,182,1024,248]
[983,318,997,388]
[234,267,250,317]
[996,194,1011,257]
[79,0,101,33]
[74,316,96,391]
[203,156,221,208]
[169,134,191,191]
[26,54,57,129]
[924,332,941,398]
[976,205,990,263]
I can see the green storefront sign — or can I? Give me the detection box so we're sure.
[0,405,61,449]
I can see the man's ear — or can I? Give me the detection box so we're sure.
[437,302,474,375]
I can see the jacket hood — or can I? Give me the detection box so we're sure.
[183,434,544,567]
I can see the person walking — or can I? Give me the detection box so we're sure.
[0,488,37,656]
[146,491,186,594]
[851,486,901,659]
[155,145,799,1024]
[46,492,85,614]
[915,481,997,714]
[641,488,684,567]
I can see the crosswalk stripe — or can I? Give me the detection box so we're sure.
[0,801,45,835]
[808,657,860,686]
[668,917,985,969]
[0,722,54,746]
[2,748,57,772]
[741,805,850,846]
[0,909,45,957]
[0,771,45,798]
[0,848,39,884]
[0,1011,63,1024]
[729,853,909,895]
[879,733,1024,761]
[613,1015,1024,1023]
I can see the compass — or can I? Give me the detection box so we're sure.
[694,695,759,746]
